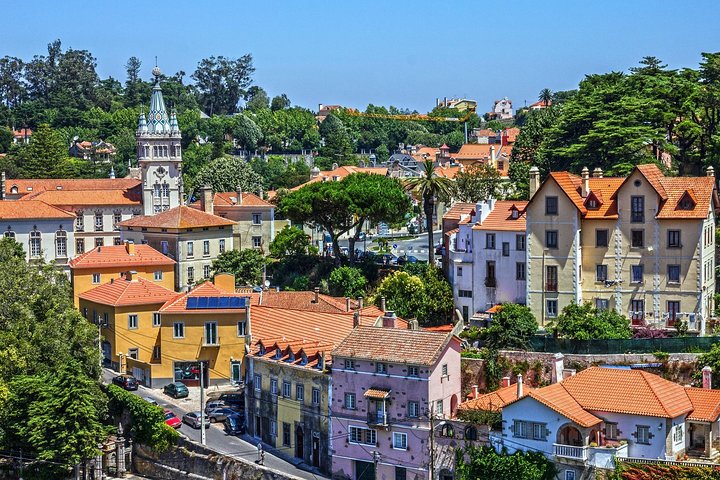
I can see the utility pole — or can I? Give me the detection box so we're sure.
[200,361,206,446]
[429,402,435,480]
[372,450,380,480]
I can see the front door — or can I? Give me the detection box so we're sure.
[355,460,375,480]
[295,425,304,460]
[312,434,320,467]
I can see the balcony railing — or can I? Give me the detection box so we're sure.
[545,282,558,292]
[202,337,220,347]
[553,443,588,461]
[367,411,389,426]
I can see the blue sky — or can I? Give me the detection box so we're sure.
[1,0,719,113]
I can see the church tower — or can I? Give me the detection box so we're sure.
[137,66,183,216]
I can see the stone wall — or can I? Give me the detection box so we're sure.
[133,437,304,480]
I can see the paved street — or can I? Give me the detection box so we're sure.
[338,230,441,261]
[103,370,324,480]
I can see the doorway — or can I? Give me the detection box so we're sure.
[355,460,375,480]
[295,425,304,460]
[312,434,320,468]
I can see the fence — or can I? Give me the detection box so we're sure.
[529,336,720,354]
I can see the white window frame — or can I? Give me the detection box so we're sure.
[270,378,278,396]
[252,213,262,225]
[55,230,67,257]
[204,321,218,345]
[408,401,419,418]
[252,236,262,248]
[237,320,247,336]
[296,383,304,401]
[187,241,194,258]
[173,321,185,339]
[344,392,356,410]
[376,362,387,374]
[92,273,101,284]
[282,380,291,398]
[312,387,320,405]
[29,231,41,258]
[392,432,408,450]
[408,366,419,377]
[128,314,138,330]
[254,374,261,392]
[219,239,225,253]
[152,312,161,327]
[154,270,163,281]
[203,240,210,256]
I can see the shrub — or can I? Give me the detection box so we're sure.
[481,303,538,350]
[549,302,631,340]
[328,266,367,298]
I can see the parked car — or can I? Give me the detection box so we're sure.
[224,413,246,435]
[112,374,138,391]
[376,253,398,266]
[218,392,244,409]
[182,411,210,429]
[206,407,237,423]
[204,400,229,413]
[163,382,189,399]
[397,254,418,265]
[143,396,158,406]
[163,409,181,429]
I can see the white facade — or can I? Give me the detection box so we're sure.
[3,217,76,269]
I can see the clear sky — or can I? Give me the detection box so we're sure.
[2,0,719,113]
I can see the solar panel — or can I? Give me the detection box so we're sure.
[186,297,198,309]
[185,296,247,309]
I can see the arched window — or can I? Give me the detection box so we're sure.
[465,425,478,441]
[438,423,455,438]
[162,183,170,198]
[55,230,67,258]
[4,229,15,239]
[75,211,84,231]
[153,183,161,199]
[10,185,18,194]
[29,231,41,258]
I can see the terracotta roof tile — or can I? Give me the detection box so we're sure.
[583,178,624,218]
[159,281,249,313]
[189,192,273,208]
[5,178,140,196]
[118,206,234,229]
[21,188,141,206]
[0,200,75,219]
[257,290,385,317]
[472,200,527,232]
[443,202,475,221]
[527,382,603,427]
[423,324,454,333]
[69,244,175,269]
[364,388,391,399]
[656,177,716,219]
[459,383,536,412]
[292,166,388,190]
[685,387,720,422]
[78,277,177,307]
[636,164,668,200]
[331,326,455,366]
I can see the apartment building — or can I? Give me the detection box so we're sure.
[526,164,718,332]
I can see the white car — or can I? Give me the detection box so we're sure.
[143,396,158,406]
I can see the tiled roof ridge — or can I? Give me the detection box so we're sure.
[637,370,677,418]
[79,276,176,306]
[526,383,600,427]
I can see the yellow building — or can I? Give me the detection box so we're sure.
[69,242,175,306]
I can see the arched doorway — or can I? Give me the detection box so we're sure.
[450,394,459,417]
[557,424,583,446]
[295,425,304,460]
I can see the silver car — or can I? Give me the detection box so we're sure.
[206,407,238,423]
[182,411,210,429]
[204,400,228,413]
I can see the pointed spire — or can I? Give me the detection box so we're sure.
[146,66,170,134]
[137,108,148,134]
[169,109,180,135]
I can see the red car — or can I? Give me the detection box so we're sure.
[164,409,181,429]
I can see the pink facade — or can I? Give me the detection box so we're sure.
[330,336,461,480]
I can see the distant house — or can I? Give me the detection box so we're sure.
[487,97,514,120]
[529,99,552,110]
[69,139,117,163]
[435,97,478,112]
[12,128,32,144]
[452,143,511,178]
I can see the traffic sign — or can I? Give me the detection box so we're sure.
[392,243,398,249]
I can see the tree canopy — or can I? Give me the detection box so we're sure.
[191,155,264,194]
[549,302,632,340]
[481,303,538,350]
[328,266,367,298]
[269,225,313,258]
[211,249,266,286]
[456,446,557,480]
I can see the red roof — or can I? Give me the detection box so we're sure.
[118,206,234,229]
[5,178,140,196]
[190,191,273,208]
[257,290,385,317]
[78,277,177,307]
[459,383,535,413]
[686,387,720,422]
[443,202,475,221]
[0,200,75,219]
[292,166,388,190]
[159,281,249,313]
[69,244,175,270]
[472,200,527,232]
[21,188,141,206]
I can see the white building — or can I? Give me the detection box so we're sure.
[447,199,527,321]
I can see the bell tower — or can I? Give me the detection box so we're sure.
[137,66,183,216]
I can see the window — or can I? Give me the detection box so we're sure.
[152,313,161,327]
[596,264,608,282]
[532,423,547,440]
[160,241,169,255]
[296,384,304,401]
[282,380,291,398]
[565,471,576,480]
[203,264,210,279]
[457,266,463,277]
[75,214,84,231]
[113,237,122,246]
[458,290,473,298]
[485,233,496,249]
[173,322,185,339]
[631,196,645,223]
[408,366,419,377]
[668,264,681,284]
[252,236,262,248]
[436,399,444,415]
[546,265,558,291]
[376,362,387,374]
[187,241,194,257]
[252,213,262,225]
[442,363,448,376]
[154,270,163,281]
[465,426,479,441]
[667,300,681,324]
[270,378,278,396]
[631,299,645,324]
[29,231,41,258]
[344,359,355,370]
[203,240,210,256]
[187,266,194,284]
[204,321,218,345]
[486,261,496,286]
[546,299,558,318]
[344,393,356,410]
[92,273,101,284]
[545,230,558,249]
[128,314,138,329]
[392,432,408,450]
[349,426,376,446]
[53,230,67,257]
[636,425,650,444]
[513,420,527,438]
[162,183,169,198]
[219,239,225,253]
[128,348,138,359]
[516,234,526,251]
[152,345,161,360]
[282,423,290,446]
[312,387,320,405]
[95,237,103,247]
[631,264,644,283]
[395,466,407,480]
[516,262,526,281]
[605,422,618,440]
[76,238,85,254]
[95,213,103,231]
[596,229,609,247]
[545,196,558,215]
[113,211,122,228]
[668,230,681,248]
[502,242,510,256]
[408,401,419,418]
[631,229,644,248]
[596,298,609,310]
[254,374,261,392]
[237,321,247,336]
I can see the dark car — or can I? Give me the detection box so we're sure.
[218,392,244,409]
[224,413,246,435]
[376,253,398,266]
[112,374,138,391]
[163,382,189,399]
[206,407,237,423]
[397,255,418,265]
[182,411,210,429]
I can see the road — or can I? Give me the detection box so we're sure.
[337,230,441,261]
[103,370,324,480]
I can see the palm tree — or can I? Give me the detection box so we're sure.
[538,88,553,107]
[406,159,453,266]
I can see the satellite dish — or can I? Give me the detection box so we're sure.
[264,280,270,287]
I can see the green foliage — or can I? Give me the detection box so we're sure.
[454,162,503,202]
[192,155,264,193]
[107,384,178,451]
[245,86,270,112]
[191,54,255,115]
[13,123,74,178]
[232,114,263,150]
[455,445,557,480]
[611,461,720,479]
[696,343,720,388]
[271,94,291,111]
[328,266,367,298]
[319,114,354,163]
[250,156,310,190]
[374,267,453,326]
[212,249,266,286]
[549,302,632,340]
[653,350,670,362]
[0,127,11,153]
[456,408,502,428]
[269,225,312,258]
[481,303,538,350]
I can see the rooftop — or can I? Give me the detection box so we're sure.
[189,191,273,208]
[5,178,140,196]
[117,205,234,229]
[21,188,141,206]
[69,244,175,270]
[459,382,536,413]
[256,290,385,316]
[471,200,528,232]
[0,200,75,220]
[159,281,249,313]
[78,276,177,307]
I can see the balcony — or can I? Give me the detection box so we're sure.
[367,411,389,427]
[553,443,588,461]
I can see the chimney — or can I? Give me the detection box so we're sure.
[708,166,715,178]
[200,185,213,214]
[529,166,540,199]
[703,366,712,389]
[353,310,360,328]
[357,296,364,310]
[592,167,603,178]
[382,310,396,328]
[125,241,135,256]
[235,186,243,205]
[313,287,319,304]
[490,145,496,164]
[126,270,137,282]
[501,376,511,388]
[258,187,264,199]
[552,353,565,384]
[380,296,386,312]
[516,374,524,398]
[407,319,419,330]
[581,166,590,198]
[345,297,351,312]
[472,385,479,398]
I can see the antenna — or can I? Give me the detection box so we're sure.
[155,56,158,68]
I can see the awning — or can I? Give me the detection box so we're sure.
[364,388,391,399]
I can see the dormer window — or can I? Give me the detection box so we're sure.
[584,192,602,210]
[300,353,308,365]
[678,191,696,210]
[274,348,282,360]
[258,344,266,355]
[286,350,295,363]
[510,205,520,219]
[10,185,18,194]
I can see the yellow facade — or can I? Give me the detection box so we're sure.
[72,265,175,306]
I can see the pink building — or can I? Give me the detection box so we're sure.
[330,318,462,480]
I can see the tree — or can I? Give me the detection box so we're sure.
[192,54,255,115]
[374,271,428,321]
[0,127,12,153]
[697,343,720,389]
[270,93,291,111]
[269,225,312,258]
[454,163,502,202]
[509,107,558,198]
[405,160,454,265]
[232,114,262,150]
[328,266,367,298]
[191,155,264,194]
[13,123,73,178]
[245,86,270,112]
[319,114,354,164]
[420,266,454,325]
[549,302,631,340]
[456,446,557,480]
[538,88,553,107]
[481,303,537,350]
[375,144,389,163]
[211,249,266,286]
[0,56,26,109]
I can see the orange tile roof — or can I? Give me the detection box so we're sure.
[656,177,716,219]
[0,200,75,219]
[459,383,536,413]
[443,202,475,221]
[159,281,249,313]
[685,387,720,422]
[474,129,498,137]
[251,338,334,369]
[78,277,177,307]
[412,147,439,162]
[117,206,234,229]
[453,144,494,160]
[435,164,463,179]
[527,382,602,427]
[364,388,391,399]
[190,192,273,208]
[332,326,456,366]
[423,324,454,333]
[472,200,527,232]
[503,127,521,143]
[12,128,32,137]
[293,166,388,190]
[69,244,175,270]
[584,178,624,218]
[636,164,668,200]
[21,188,141,206]
[5,178,140,196]
[257,290,385,317]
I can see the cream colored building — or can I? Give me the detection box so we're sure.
[526,164,718,333]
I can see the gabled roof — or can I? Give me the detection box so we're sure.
[443,202,475,221]
[525,382,602,427]
[332,326,456,366]
[159,281,249,313]
[656,177,716,219]
[472,200,527,232]
[117,205,234,229]
[190,191,273,208]
[0,200,75,219]
[79,277,177,307]
[69,244,175,270]
[459,383,536,413]
[257,290,385,317]
[685,387,720,423]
